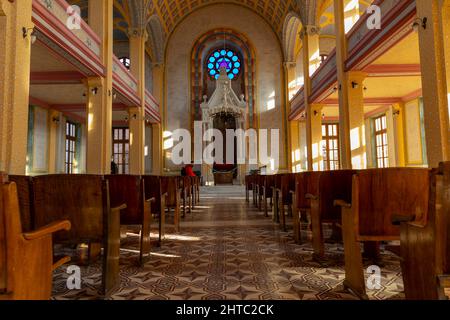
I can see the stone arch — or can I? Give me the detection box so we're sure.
[147,14,165,64]
[282,12,303,62]
[190,29,257,129]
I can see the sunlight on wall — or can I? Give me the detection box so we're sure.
[310,49,321,75]
[266,91,276,111]
[88,112,94,131]
[350,127,360,151]
[163,131,173,150]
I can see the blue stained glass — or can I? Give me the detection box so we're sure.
[207,49,241,80]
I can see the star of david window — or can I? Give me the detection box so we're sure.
[207,49,241,80]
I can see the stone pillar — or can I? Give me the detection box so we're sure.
[128,29,147,175]
[152,64,164,174]
[0,0,33,174]
[442,0,450,100]
[300,25,320,171]
[152,123,162,175]
[86,0,113,174]
[416,0,450,167]
[290,120,300,172]
[284,62,296,170]
[48,110,62,174]
[310,104,324,171]
[334,0,352,169]
[346,71,367,169]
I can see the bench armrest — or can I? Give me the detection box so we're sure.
[23,220,71,241]
[391,214,416,226]
[305,193,318,200]
[112,204,127,212]
[146,197,156,203]
[289,190,295,195]
[334,199,351,208]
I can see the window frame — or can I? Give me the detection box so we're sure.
[112,127,130,174]
[374,114,389,168]
[65,121,77,174]
[322,122,340,171]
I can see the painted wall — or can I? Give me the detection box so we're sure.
[164,3,286,173]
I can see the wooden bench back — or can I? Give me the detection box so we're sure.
[32,174,107,243]
[264,175,275,197]
[318,170,357,221]
[0,174,7,293]
[245,175,254,190]
[161,176,179,207]
[143,175,163,214]
[105,175,142,225]
[355,168,430,238]
[7,175,34,232]
[295,172,322,210]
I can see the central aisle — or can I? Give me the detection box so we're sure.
[53,186,404,300]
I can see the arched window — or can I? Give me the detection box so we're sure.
[207,49,241,80]
[119,57,130,70]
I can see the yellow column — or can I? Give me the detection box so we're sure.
[128,29,147,175]
[290,120,300,172]
[48,110,61,174]
[311,104,324,171]
[152,64,164,175]
[85,0,113,174]
[416,0,450,167]
[442,1,450,99]
[301,25,320,171]
[346,71,366,169]
[152,124,162,175]
[334,0,352,169]
[284,62,296,171]
[0,0,33,174]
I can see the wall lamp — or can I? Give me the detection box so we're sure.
[91,87,98,95]
[52,116,60,124]
[393,110,401,116]
[22,27,37,44]
[351,81,359,89]
[412,17,427,31]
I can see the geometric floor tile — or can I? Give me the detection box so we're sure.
[52,185,405,300]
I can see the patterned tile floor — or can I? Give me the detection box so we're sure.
[52,186,404,300]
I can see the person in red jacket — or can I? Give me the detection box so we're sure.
[184,163,196,177]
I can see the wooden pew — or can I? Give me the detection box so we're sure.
[0,174,71,300]
[292,172,322,244]
[192,176,200,205]
[245,175,253,203]
[8,175,34,232]
[307,170,356,260]
[31,174,126,296]
[143,175,168,244]
[180,176,193,216]
[105,175,154,264]
[262,175,275,217]
[335,168,430,299]
[275,174,296,231]
[395,163,450,300]
[161,176,181,232]
[256,175,265,211]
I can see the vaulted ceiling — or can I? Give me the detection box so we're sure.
[147,0,299,36]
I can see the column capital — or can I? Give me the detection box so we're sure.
[347,71,367,82]
[283,61,296,69]
[300,25,321,39]
[128,28,148,41]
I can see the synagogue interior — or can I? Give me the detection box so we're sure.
[0,0,450,301]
